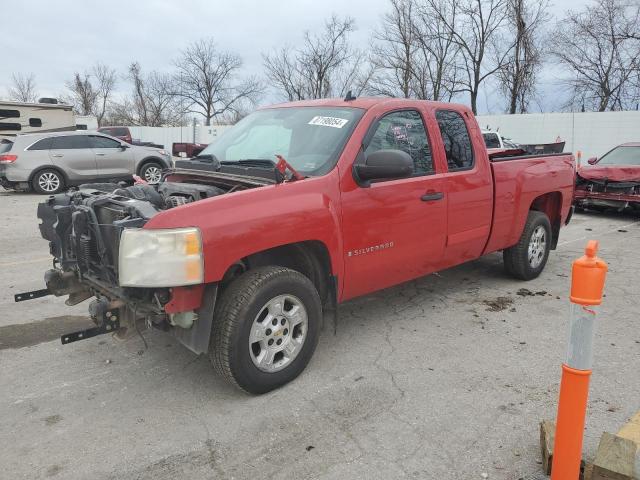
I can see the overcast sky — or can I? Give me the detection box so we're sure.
[3,0,590,114]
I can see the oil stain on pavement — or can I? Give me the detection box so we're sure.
[0,315,92,350]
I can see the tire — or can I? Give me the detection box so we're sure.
[210,266,322,394]
[503,210,552,280]
[32,169,65,194]
[139,161,163,184]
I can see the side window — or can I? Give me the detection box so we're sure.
[90,136,121,149]
[27,137,53,151]
[51,135,89,150]
[29,118,42,128]
[364,110,433,176]
[436,110,474,171]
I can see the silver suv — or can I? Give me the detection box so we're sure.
[0,131,172,194]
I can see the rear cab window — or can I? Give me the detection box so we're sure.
[435,110,474,171]
[364,110,434,177]
[483,133,501,149]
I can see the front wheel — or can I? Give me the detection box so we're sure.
[210,266,322,394]
[503,210,552,280]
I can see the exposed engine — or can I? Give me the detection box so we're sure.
[37,181,226,295]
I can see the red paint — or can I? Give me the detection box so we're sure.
[577,165,640,182]
[164,285,205,314]
[144,98,575,307]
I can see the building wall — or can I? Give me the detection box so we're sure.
[476,111,640,162]
[125,125,232,151]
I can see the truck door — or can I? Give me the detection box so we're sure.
[339,109,448,300]
[433,109,493,266]
[49,134,98,180]
[89,135,134,179]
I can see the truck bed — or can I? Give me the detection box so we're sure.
[484,152,576,254]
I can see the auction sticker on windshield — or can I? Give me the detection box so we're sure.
[308,116,349,128]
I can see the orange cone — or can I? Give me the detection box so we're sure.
[551,240,607,479]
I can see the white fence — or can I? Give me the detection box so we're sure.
[126,125,232,151]
[476,110,640,162]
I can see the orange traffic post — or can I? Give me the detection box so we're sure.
[551,240,608,480]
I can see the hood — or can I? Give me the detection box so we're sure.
[577,165,640,182]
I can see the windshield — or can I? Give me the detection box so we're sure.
[199,106,365,176]
[483,133,501,149]
[597,146,640,166]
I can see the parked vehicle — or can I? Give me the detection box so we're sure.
[97,126,133,144]
[20,97,575,393]
[574,143,640,212]
[97,126,164,149]
[482,130,520,152]
[172,142,208,158]
[0,131,171,193]
[1,99,75,140]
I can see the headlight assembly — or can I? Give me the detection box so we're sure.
[118,227,203,287]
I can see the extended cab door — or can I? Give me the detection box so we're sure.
[89,135,134,178]
[339,108,448,300]
[49,134,98,180]
[433,109,493,265]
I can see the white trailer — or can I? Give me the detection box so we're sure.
[0,99,75,139]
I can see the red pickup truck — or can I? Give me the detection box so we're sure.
[21,97,575,393]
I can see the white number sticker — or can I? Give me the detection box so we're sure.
[308,116,349,128]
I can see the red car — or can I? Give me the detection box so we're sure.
[97,126,133,144]
[574,143,640,212]
[20,97,575,393]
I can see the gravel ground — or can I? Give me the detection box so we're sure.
[1,189,639,480]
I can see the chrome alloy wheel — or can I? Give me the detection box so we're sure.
[528,225,547,268]
[38,172,61,192]
[249,294,308,373]
[144,166,162,184]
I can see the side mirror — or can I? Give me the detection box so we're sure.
[587,156,597,165]
[120,143,130,150]
[353,149,413,187]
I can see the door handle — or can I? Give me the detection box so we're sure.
[51,154,63,158]
[95,152,106,156]
[421,192,444,201]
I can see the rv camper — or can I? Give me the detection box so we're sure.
[0,99,75,140]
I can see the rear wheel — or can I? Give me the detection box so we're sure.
[140,162,162,184]
[209,266,322,394]
[32,169,64,194]
[503,210,552,280]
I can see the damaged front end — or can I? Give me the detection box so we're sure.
[574,174,640,211]
[16,169,268,352]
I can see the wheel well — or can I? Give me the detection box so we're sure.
[136,157,163,175]
[530,192,562,249]
[28,165,69,186]
[221,241,334,305]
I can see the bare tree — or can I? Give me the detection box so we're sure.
[113,62,184,127]
[370,0,418,98]
[370,0,460,101]
[498,0,549,113]
[427,0,512,114]
[8,73,38,103]
[66,73,97,116]
[65,64,116,125]
[174,38,262,126]
[263,15,370,100]
[550,0,640,111]
[93,64,117,126]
